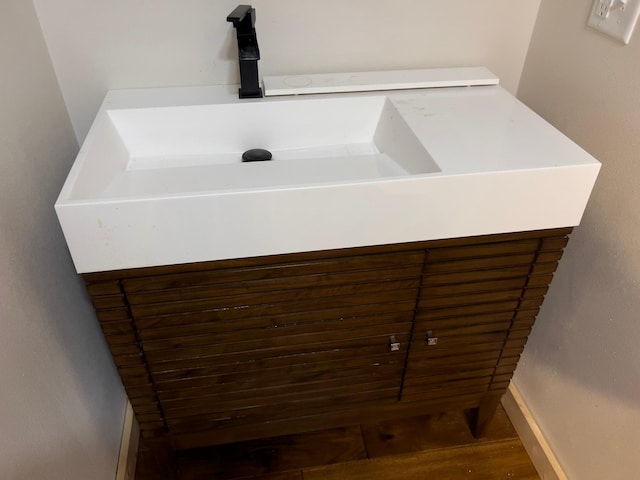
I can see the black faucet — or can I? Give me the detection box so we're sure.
[227,5,263,98]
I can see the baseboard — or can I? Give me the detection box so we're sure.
[502,383,567,480]
[115,401,140,480]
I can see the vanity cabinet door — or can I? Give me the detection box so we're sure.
[402,230,570,405]
[87,248,423,441]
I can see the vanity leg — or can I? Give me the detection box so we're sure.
[470,393,503,438]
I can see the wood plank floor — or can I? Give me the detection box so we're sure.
[135,405,539,479]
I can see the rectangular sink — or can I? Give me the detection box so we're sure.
[56,68,600,273]
[68,96,439,200]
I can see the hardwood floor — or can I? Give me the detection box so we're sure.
[135,405,539,479]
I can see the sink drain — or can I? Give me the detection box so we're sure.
[242,148,272,162]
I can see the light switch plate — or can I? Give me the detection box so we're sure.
[588,0,640,44]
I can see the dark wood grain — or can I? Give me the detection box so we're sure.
[157,368,402,405]
[426,238,539,261]
[421,264,532,286]
[422,253,537,274]
[303,439,538,480]
[361,404,518,457]
[165,388,400,435]
[134,301,415,333]
[145,334,410,372]
[140,316,411,352]
[84,228,570,449]
[125,261,423,301]
[130,286,419,319]
[161,382,396,419]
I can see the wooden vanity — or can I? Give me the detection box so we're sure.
[83,227,570,452]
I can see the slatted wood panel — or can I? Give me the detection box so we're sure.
[86,280,167,435]
[401,229,570,404]
[86,249,424,440]
[83,227,571,449]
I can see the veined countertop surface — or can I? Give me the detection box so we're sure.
[56,67,600,273]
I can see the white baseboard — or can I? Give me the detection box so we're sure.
[115,401,140,480]
[502,383,567,480]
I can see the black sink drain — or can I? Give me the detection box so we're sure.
[242,148,273,162]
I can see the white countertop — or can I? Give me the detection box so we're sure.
[56,68,600,273]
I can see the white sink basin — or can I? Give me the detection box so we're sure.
[68,96,438,200]
[56,68,600,273]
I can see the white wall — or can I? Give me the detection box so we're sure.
[0,1,127,479]
[33,0,541,142]
[514,1,640,478]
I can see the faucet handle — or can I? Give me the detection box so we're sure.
[227,5,255,27]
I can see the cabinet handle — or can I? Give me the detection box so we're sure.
[389,335,401,352]
[425,330,438,346]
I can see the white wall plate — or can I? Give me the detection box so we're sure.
[588,0,640,44]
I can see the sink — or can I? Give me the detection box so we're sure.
[68,96,439,200]
[56,68,600,273]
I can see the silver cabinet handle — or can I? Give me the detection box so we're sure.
[389,335,401,352]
